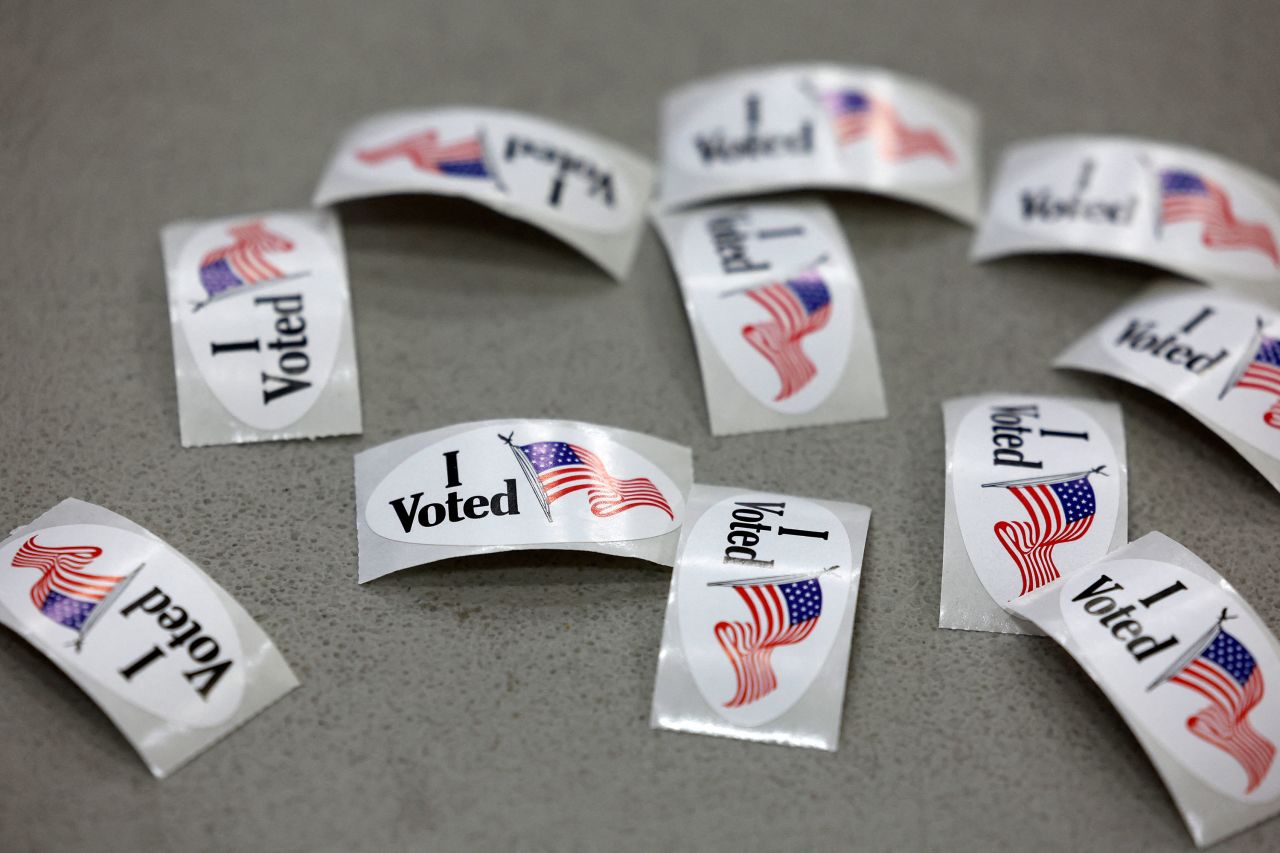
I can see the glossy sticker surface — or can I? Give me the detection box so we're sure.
[676,493,853,727]
[951,397,1122,606]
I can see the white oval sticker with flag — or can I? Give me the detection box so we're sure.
[1007,533,1280,847]
[653,200,886,435]
[951,396,1123,609]
[161,208,362,447]
[311,107,655,280]
[1055,282,1280,494]
[650,485,870,750]
[972,136,1280,294]
[354,420,694,581]
[0,499,299,778]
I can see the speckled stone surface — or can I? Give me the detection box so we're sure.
[1,2,1278,851]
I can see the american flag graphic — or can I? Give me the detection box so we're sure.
[10,536,121,631]
[986,469,1100,597]
[740,271,832,402]
[1151,617,1275,794]
[356,129,491,178]
[712,571,825,707]
[1160,169,1279,265]
[515,441,673,519]
[821,89,955,164]
[1222,328,1280,430]
[198,221,296,301]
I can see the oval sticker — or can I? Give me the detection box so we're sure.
[365,423,683,546]
[677,494,851,727]
[174,213,346,431]
[1091,291,1280,458]
[0,524,245,728]
[952,397,1121,605]
[1059,559,1280,802]
[679,205,852,413]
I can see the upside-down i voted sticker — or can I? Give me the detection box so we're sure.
[1056,282,1280,492]
[653,200,886,435]
[940,394,1128,636]
[354,419,693,581]
[161,209,362,447]
[973,136,1280,299]
[0,499,298,778]
[1009,533,1280,847]
[650,484,869,750]
[657,63,981,222]
[312,108,654,280]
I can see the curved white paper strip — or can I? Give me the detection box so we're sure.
[1009,533,1280,847]
[312,108,655,279]
[354,419,693,582]
[658,64,981,222]
[161,209,362,447]
[940,393,1128,636]
[650,484,869,750]
[1056,282,1280,493]
[653,200,886,435]
[0,499,298,778]
[973,136,1280,297]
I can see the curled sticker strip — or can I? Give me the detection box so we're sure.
[940,393,1128,636]
[354,419,694,582]
[973,136,1280,298]
[657,64,982,222]
[1055,281,1280,493]
[0,499,298,778]
[653,199,887,435]
[161,208,363,447]
[650,484,869,750]
[1010,533,1280,847]
[312,107,655,280]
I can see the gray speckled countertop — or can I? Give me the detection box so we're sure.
[2,2,1278,850]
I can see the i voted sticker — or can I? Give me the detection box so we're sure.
[653,200,886,435]
[677,494,853,727]
[0,500,298,778]
[313,108,655,279]
[659,64,981,222]
[973,136,1280,291]
[1056,283,1280,492]
[365,424,683,546]
[0,524,244,727]
[952,397,1122,603]
[162,209,362,447]
[1059,560,1280,802]
[355,419,694,581]
[650,485,869,750]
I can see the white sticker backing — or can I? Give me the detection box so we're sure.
[0,499,298,778]
[354,419,694,582]
[161,208,362,447]
[312,107,655,280]
[1010,533,1280,847]
[657,64,981,222]
[653,200,887,434]
[651,484,869,750]
[972,136,1280,299]
[1055,282,1280,492]
[940,394,1128,636]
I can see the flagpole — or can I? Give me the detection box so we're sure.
[499,432,553,523]
[981,465,1108,490]
[479,128,507,194]
[708,564,840,589]
[1145,608,1234,692]
[718,254,830,300]
[1218,317,1266,400]
[73,562,144,653]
